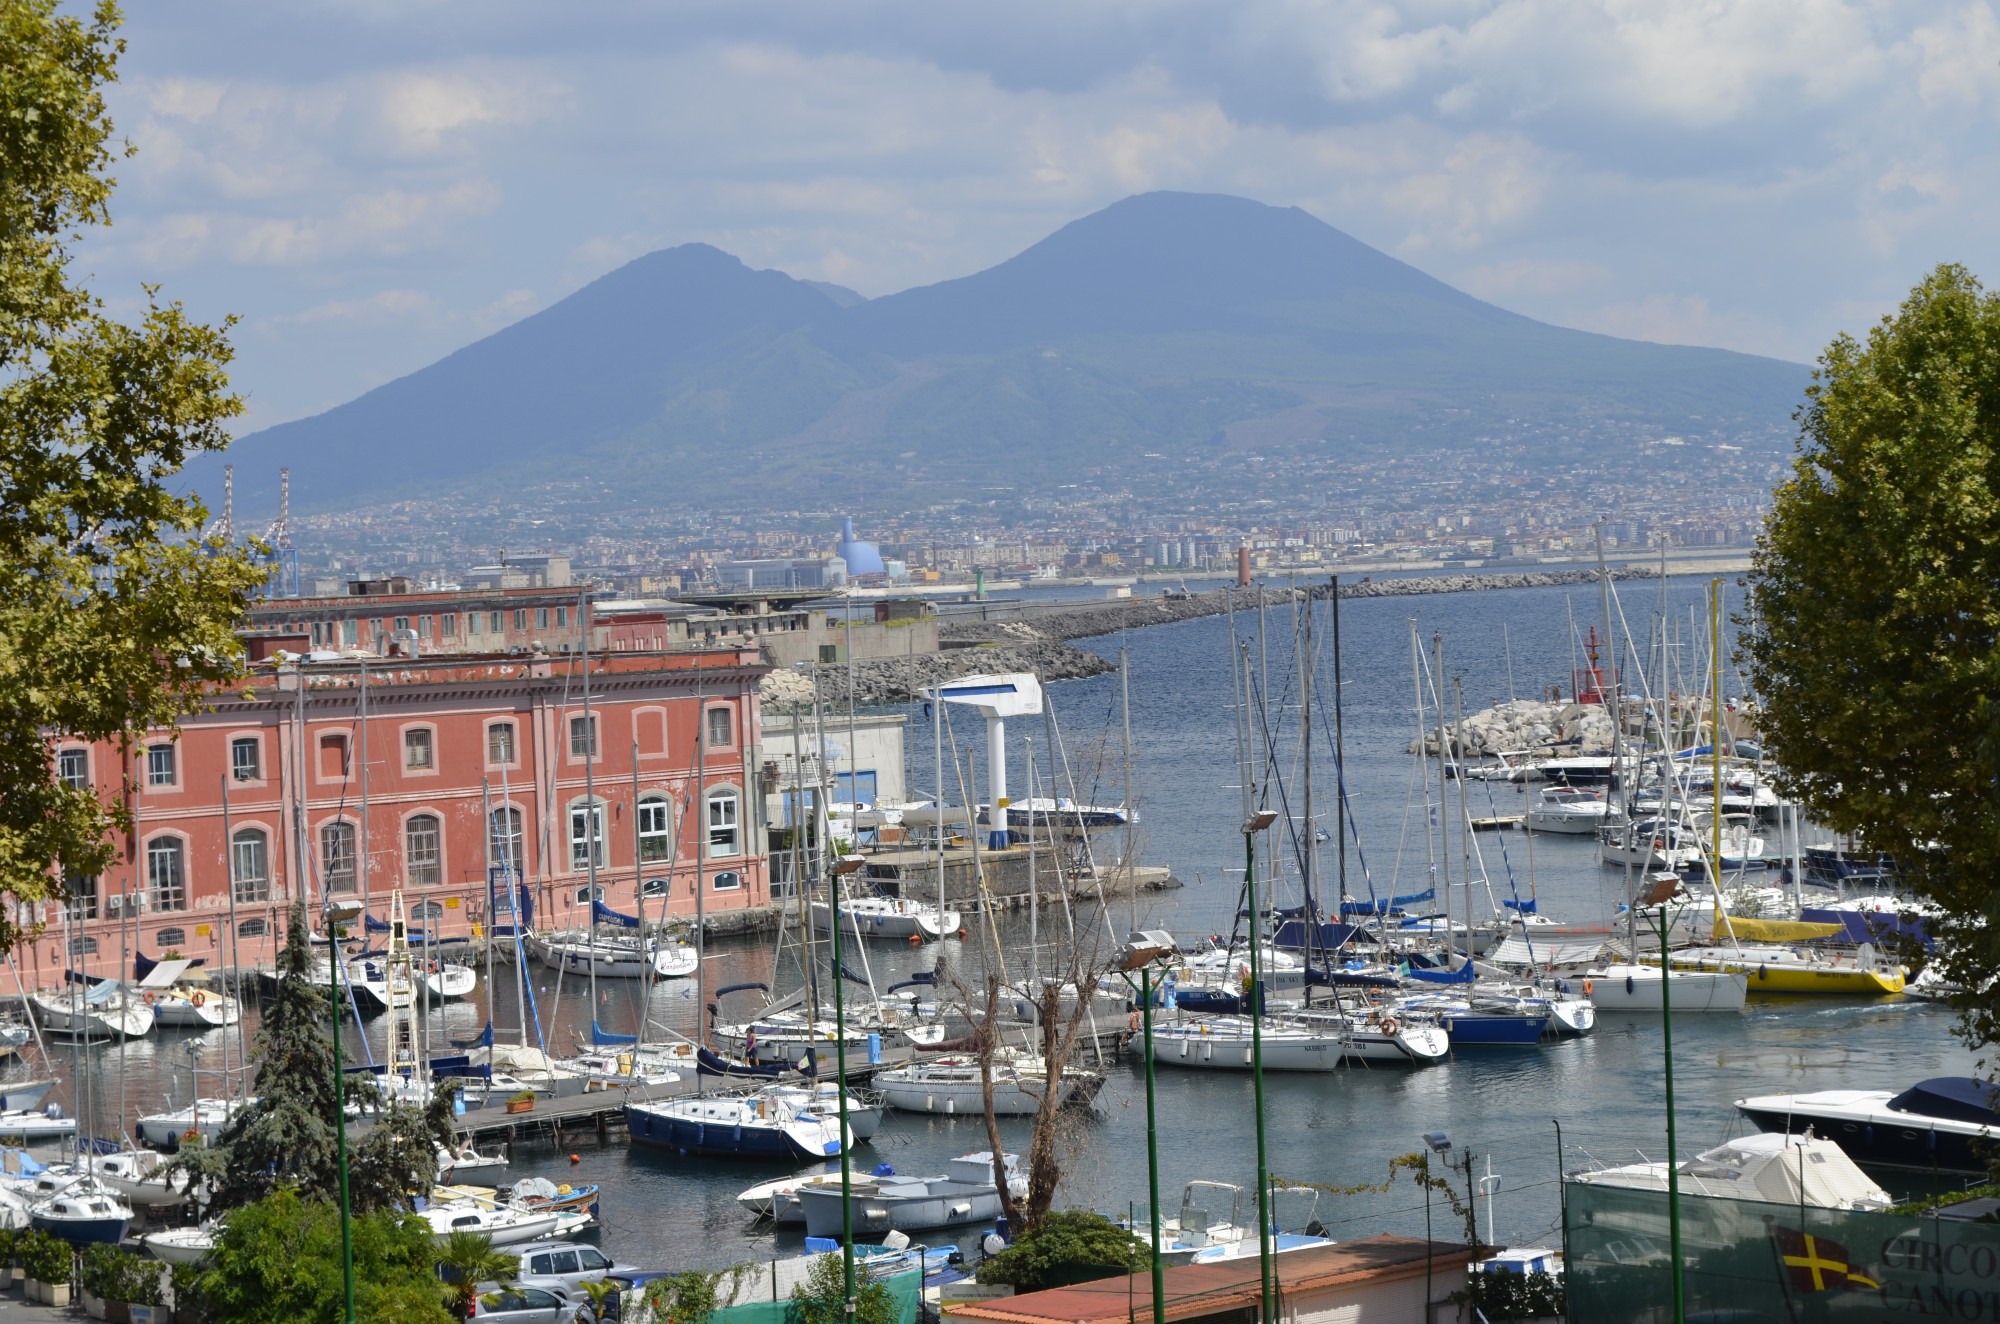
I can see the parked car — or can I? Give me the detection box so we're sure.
[516,1243,642,1303]
[471,1284,579,1322]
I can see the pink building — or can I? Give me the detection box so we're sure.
[33,647,769,985]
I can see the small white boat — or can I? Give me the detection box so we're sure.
[131,958,240,1028]
[1526,787,1622,835]
[419,1200,561,1245]
[1598,819,1704,871]
[0,1110,78,1145]
[1152,1015,1358,1071]
[652,942,698,978]
[143,1224,218,1265]
[136,1096,255,1150]
[0,1080,55,1114]
[1570,1132,1892,1211]
[553,1044,686,1088]
[810,896,961,942]
[797,1151,1023,1238]
[91,1148,200,1207]
[1282,1007,1454,1064]
[1123,1181,1253,1266]
[421,963,478,1001]
[437,1142,509,1186]
[1584,963,1748,1013]
[736,1168,831,1223]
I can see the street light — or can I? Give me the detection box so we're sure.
[1115,930,1176,1324]
[829,854,868,1316]
[1421,1133,1450,1314]
[323,898,365,1324]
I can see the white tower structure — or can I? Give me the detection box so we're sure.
[929,673,1043,849]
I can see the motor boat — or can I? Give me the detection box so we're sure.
[1526,786,1622,835]
[876,1051,1105,1116]
[797,1151,1024,1238]
[1569,1132,1892,1211]
[1121,1181,1253,1266]
[1599,819,1704,871]
[136,1096,255,1150]
[0,1110,78,1146]
[437,1142,509,1185]
[418,1200,561,1246]
[624,1088,849,1162]
[1583,963,1748,1013]
[0,1081,55,1114]
[810,895,961,942]
[652,940,698,979]
[1735,1077,2000,1173]
[420,962,478,1001]
[29,1182,132,1245]
[735,1166,872,1224]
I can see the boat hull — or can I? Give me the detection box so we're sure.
[1587,966,1748,1013]
[1442,1013,1550,1046]
[798,1183,1003,1238]
[31,1212,129,1245]
[623,1103,842,1162]
[1663,950,1905,995]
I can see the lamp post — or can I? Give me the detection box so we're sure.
[830,855,869,1313]
[1242,809,1277,1324]
[1116,930,1177,1324]
[324,898,365,1324]
[1422,1133,1450,1316]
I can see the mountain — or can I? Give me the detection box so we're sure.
[202,192,1807,515]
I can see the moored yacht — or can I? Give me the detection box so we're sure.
[1735,1077,2000,1173]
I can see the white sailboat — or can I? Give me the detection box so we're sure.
[1584,962,1747,1013]
[877,1050,1105,1116]
[809,894,961,942]
[30,980,153,1040]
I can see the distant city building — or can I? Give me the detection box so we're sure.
[835,516,885,578]
[245,582,590,655]
[714,557,848,590]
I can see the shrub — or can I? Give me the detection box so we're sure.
[1468,1269,1565,1321]
[82,1244,164,1306]
[18,1229,73,1284]
[975,1210,1147,1291]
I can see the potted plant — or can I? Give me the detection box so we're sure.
[505,1089,536,1115]
[0,1227,17,1289]
[22,1229,73,1306]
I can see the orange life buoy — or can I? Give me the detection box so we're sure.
[191,991,206,1008]
[1583,980,1595,996]
[142,991,156,1006]
[1380,1017,1400,1037]
[1127,1012,1141,1033]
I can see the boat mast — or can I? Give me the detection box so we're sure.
[580,587,600,1026]
[1026,735,1038,991]
[1120,645,1136,934]
[791,704,818,1021]
[1431,634,1455,960]
[1594,529,1637,957]
[693,676,707,1091]
[631,742,649,1055]
[1408,619,1435,962]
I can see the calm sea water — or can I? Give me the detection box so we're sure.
[39,576,1976,1270]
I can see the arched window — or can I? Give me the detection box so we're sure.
[237,918,268,938]
[637,795,673,862]
[568,799,606,873]
[712,870,742,892]
[705,788,740,859]
[147,837,186,911]
[321,821,357,893]
[641,877,671,900]
[414,901,444,923]
[156,927,187,949]
[488,807,524,877]
[231,827,271,903]
[405,814,442,887]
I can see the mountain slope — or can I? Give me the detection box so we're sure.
[206,193,1808,514]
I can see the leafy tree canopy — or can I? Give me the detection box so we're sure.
[181,1188,451,1324]
[0,0,264,948]
[1747,262,2000,1044]
[789,1253,896,1324]
[974,1210,1147,1290]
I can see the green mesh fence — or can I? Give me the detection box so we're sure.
[1565,1181,2000,1322]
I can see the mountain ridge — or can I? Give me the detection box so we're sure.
[199,191,1806,515]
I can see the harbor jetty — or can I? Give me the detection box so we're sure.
[779,566,1669,705]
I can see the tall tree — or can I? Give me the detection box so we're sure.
[0,0,264,949]
[1747,263,2000,1042]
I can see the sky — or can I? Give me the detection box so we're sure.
[82,0,2000,436]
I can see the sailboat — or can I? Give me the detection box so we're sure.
[808,892,960,942]
[876,1048,1105,1116]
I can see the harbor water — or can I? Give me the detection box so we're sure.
[31,574,1975,1271]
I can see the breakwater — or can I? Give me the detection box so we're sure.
[763,567,1667,705]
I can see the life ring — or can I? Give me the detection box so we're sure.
[1127,1012,1141,1033]
[182,1127,200,1142]
[428,960,438,974]
[1380,1017,1400,1037]
[191,991,206,1008]
[142,991,156,1006]
[1583,979,1595,996]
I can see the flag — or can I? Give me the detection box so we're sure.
[1773,1225,1879,1293]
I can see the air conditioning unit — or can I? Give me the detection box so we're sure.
[106,895,123,916]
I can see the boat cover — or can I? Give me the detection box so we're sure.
[1887,1077,2000,1125]
[590,1020,638,1046]
[592,900,641,929]
[1404,960,1478,985]
[1712,912,1842,943]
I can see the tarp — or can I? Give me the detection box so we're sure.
[590,1020,638,1046]
[1338,887,1437,916]
[1887,1077,2000,1126]
[135,958,195,990]
[1404,959,1477,985]
[1800,905,1933,950]
[1712,912,1842,943]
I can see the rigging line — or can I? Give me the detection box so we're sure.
[1307,670,1382,904]
[1041,674,1111,948]
[944,708,1007,985]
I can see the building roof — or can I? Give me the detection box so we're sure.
[946,1237,1478,1324]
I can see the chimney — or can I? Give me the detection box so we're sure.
[1236,546,1251,587]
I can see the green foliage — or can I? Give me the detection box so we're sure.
[183,1187,450,1324]
[1746,263,2000,1047]
[1463,1270,1564,1321]
[0,0,265,946]
[80,1243,162,1305]
[349,1083,457,1215]
[16,1229,72,1283]
[974,1209,1146,1289]
[435,1230,519,1317]
[789,1253,895,1324]
[642,1268,722,1324]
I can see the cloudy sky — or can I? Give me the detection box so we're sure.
[87,1,2000,435]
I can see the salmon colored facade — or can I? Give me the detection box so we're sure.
[32,648,768,986]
